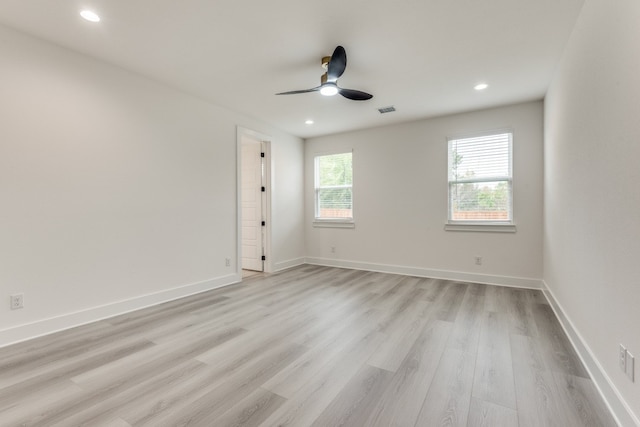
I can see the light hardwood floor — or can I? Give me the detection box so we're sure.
[0,265,617,426]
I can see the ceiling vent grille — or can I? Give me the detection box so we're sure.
[378,106,396,114]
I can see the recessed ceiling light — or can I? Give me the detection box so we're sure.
[305,119,314,125]
[474,83,488,91]
[80,10,101,22]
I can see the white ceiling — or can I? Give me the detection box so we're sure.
[0,0,584,139]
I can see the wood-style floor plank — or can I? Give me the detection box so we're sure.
[414,348,475,427]
[435,282,469,322]
[0,265,617,426]
[366,297,430,372]
[467,397,519,427]
[471,311,517,410]
[211,387,286,427]
[511,333,565,426]
[146,342,308,427]
[533,303,590,378]
[258,329,387,427]
[309,364,393,427]
[47,359,207,427]
[446,283,485,353]
[261,307,383,399]
[551,371,618,427]
[363,320,452,427]
[505,288,539,338]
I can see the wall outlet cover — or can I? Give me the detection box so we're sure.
[619,344,627,372]
[10,294,24,310]
[626,351,635,382]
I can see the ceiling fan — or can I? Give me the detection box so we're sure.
[276,46,373,101]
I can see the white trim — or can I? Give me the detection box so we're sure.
[542,281,640,427]
[0,273,241,349]
[311,147,355,157]
[313,220,355,229]
[273,257,306,272]
[446,127,515,142]
[304,257,541,289]
[444,223,516,233]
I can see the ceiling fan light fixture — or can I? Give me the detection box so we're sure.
[320,83,339,96]
[80,10,101,22]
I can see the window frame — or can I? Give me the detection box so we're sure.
[313,151,354,228]
[445,130,516,233]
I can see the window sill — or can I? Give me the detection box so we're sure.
[313,220,355,229]
[444,222,516,233]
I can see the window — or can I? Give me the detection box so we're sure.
[448,132,513,227]
[314,152,353,223]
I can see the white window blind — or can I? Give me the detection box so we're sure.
[315,152,353,220]
[448,132,512,223]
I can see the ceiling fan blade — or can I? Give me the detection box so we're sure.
[327,46,347,81]
[338,88,373,101]
[276,87,321,95]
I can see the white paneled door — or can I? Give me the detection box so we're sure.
[241,137,265,272]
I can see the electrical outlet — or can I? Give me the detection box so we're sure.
[626,351,635,382]
[225,258,231,267]
[10,294,24,310]
[474,256,482,265]
[330,246,336,254]
[619,344,627,372]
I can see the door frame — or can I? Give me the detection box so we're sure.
[237,126,272,275]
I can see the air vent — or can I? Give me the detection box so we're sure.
[378,106,396,114]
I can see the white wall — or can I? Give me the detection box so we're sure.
[305,101,543,287]
[544,0,640,423]
[271,132,305,271]
[0,25,304,346]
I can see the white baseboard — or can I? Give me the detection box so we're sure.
[304,257,542,289]
[0,273,241,349]
[273,257,306,272]
[542,281,639,427]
